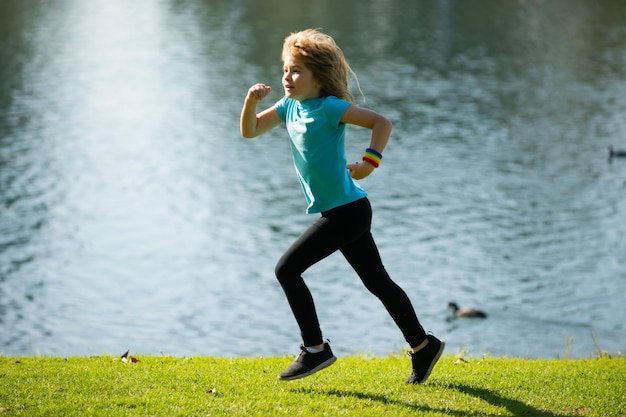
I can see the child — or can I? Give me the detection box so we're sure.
[239,29,444,384]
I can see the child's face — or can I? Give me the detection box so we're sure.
[282,56,322,101]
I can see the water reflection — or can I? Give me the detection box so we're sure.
[1,0,625,358]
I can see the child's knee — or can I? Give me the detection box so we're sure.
[274,258,291,283]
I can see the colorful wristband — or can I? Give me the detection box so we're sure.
[362,148,383,168]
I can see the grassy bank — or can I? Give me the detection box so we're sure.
[1,354,624,416]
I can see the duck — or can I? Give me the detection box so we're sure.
[609,145,626,159]
[448,301,487,319]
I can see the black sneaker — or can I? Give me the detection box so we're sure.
[406,334,445,384]
[278,342,337,381]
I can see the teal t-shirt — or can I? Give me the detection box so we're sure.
[275,96,367,213]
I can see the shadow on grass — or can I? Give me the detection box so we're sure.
[294,384,578,417]
[294,386,447,416]
[445,383,578,417]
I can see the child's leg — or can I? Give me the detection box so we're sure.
[340,206,445,384]
[339,218,428,347]
[274,198,371,347]
[274,218,346,346]
[341,235,428,347]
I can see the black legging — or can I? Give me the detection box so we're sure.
[275,197,427,348]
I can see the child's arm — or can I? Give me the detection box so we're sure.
[240,84,282,138]
[342,105,392,180]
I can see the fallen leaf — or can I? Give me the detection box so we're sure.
[120,350,140,363]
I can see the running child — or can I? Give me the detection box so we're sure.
[239,29,444,384]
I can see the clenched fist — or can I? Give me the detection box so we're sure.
[247,84,272,101]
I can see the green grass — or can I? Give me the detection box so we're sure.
[1,354,624,416]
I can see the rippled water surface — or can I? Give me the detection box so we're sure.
[1,0,625,358]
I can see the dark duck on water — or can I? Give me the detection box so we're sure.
[608,145,626,161]
[448,301,487,319]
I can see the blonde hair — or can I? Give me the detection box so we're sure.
[281,29,362,102]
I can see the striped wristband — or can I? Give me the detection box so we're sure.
[362,148,383,168]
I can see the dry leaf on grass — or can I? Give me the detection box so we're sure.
[120,350,139,363]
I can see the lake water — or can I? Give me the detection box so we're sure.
[1,0,625,359]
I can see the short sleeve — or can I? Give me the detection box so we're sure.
[324,96,351,127]
[274,97,287,122]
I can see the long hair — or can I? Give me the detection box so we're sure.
[281,29,362,102]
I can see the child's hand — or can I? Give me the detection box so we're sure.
[347,161,375,180]
[247,84,272,101]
